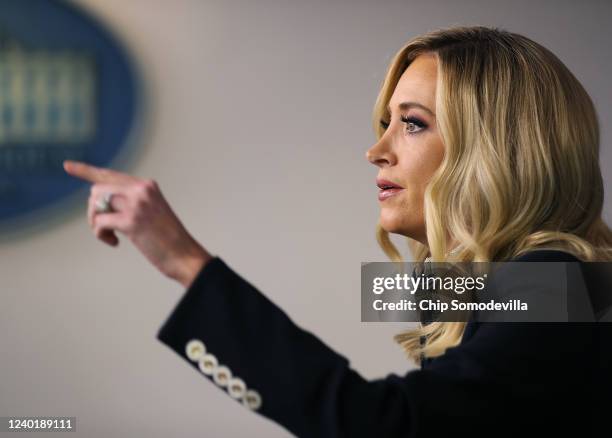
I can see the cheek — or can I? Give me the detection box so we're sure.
[379,137,444,230]
[399,144,443,186]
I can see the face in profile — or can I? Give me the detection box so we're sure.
[366,53,445,245]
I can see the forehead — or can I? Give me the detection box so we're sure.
[388,53,438,111]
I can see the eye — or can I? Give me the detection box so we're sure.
[400,115,427,134]
[378,116,427,134]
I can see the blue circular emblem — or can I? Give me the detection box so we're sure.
[0,0,142,234]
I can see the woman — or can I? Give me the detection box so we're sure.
[64,26,612,437]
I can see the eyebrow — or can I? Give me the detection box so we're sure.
[386,101,435,117]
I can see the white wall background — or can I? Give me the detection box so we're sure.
[1,0,611,436]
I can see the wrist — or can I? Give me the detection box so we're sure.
[172,241,214,289]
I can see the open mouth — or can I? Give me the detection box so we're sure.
[378,187,404,200]
[376,178,404,201]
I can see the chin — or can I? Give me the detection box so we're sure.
[378,209,421,240]
[378,209,406,234]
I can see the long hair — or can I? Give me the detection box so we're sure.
[372,25,612,364]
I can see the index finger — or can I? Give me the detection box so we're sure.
[63,160,135,184]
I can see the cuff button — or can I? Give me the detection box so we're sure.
[198,353,218,376]
[185,339,206,361]
[242,389,262,411]
[227,377,246,399]
[212,365,232,387]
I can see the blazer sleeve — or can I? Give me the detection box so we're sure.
[156,256,592,438]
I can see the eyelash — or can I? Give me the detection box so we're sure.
[380,116,427,134]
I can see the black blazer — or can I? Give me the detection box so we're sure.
[157,250,612,437]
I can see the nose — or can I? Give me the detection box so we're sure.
[365,137,395,167]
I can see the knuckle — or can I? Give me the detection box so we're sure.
[134,180,150,197]
[143,177,158,188]
[142,178,158,194]
[132,178,158,203]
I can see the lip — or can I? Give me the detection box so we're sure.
[376,177,404,201]
[378,187,404,201]
[376,178,404,189]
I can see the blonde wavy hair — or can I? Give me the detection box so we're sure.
[372,25,612,365]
